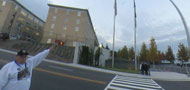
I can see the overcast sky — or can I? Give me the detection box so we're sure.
[18,0,190,55]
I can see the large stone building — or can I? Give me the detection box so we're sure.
[0,0,45,41]
[42,4,99,47]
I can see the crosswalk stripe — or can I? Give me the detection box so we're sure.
[105,75,164,90]
[116,77,156,84]
[112,81,161,89]
[111,82,160,90]
[117,76,155,83]
[115,78,158,85]
[106,86,132,90]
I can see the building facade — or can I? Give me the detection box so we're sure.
[42,4,99,47]
[0,0,45,41]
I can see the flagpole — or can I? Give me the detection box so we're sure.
[112,0,117,68]
[134,0,137,70]
[112,14,116,68]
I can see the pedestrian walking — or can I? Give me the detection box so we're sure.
[147,63,151,76]
[144,63,148,75]
[141,63,145,75]
[0,45,55,90]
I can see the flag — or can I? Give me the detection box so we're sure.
[134,0,137,27]
[114,0,117,16]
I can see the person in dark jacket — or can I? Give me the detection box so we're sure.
[141,63,145,75]
[147,63,151,76]
[144,63,148,75]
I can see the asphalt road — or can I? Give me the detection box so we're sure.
[1,49,190,90]
[155,80,190,90]
[0,50,115,90]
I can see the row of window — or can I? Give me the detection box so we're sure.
[52,15,81,24]
[20,9,44,26]
[50,23,80,32]
[54,7,82,16]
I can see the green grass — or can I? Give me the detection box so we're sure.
[100,67,141,74]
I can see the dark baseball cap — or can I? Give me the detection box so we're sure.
[17,49,29,56]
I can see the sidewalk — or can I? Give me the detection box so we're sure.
[68,63,190,81]
[0,48,190,81]
[150,71,190,81]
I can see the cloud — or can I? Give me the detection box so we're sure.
[18,0,190,53]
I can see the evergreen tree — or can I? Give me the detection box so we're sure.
[128,47,135,61]
[120,45,129,59]
[177,43,189,61]
[161,52,166,60]
[165,46,175,62]
[157,51,162,63]
[139,42,148,62]
[105,44,110,50]
[147,37,158,64]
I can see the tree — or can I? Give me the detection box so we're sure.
[101,43,104,48]
[160,52,166,60]
[119,45,128,59]
[139,42,148,62]
[128,47,135,61]
[177,43,189,61]
[147,37,158,64]
[165,46,175,62]
[79,46,94,65]
[157,51,162,63]
[110,50,117,57]
[95,47,102,66]
[105,44,110,50]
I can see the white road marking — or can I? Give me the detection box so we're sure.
[105,75,164,90]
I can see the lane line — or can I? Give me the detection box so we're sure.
[34,68,106,85]
[48,65,73,72]
[0,59,106,85]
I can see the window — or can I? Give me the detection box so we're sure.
[76,19,80,24]
[51,24,55,29]
[63,26,67,30]
[47,39,52,43]
[62,34,66,37]
[2,1,6,6]
[55,8,58,13]
[53,16,56,21]
[66,10,70,15]
[15,6,18,10]
[21,10,27,17]
[77,11,81,16]
[75,27,79,32]
[39,22,44,26]
[64,18,68,23]
[17,17,24,22]
[49,32,53,36]
[28,15,33,20]
[34,18,39,23]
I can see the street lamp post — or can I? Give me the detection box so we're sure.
[169,0,190,77]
